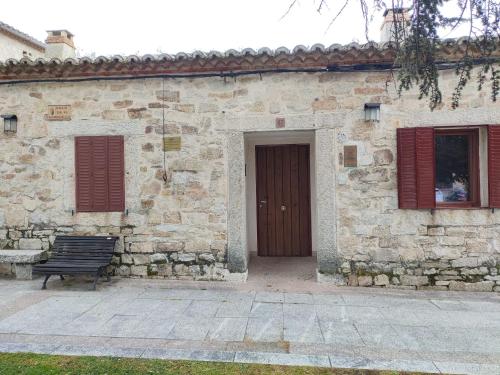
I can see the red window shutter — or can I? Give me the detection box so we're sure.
[75,137,93,212]
[75,135,125,212]
[397,128,418,208]
[415,127,436,208]
[488,125,500,208]
[107,136,125,211]
[397,127,436,209]
[91,137,109,211]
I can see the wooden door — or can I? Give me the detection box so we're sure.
[256,144,312,256]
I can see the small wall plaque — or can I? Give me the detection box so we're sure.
[275,117,285,128]
[163,136,181,151]
[343,145,357,167]
[46,105,71,121]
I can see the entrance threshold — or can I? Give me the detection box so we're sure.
[246,253,318,291]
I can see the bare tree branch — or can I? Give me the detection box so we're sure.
[280,0,299,20]
[325,0,351,32]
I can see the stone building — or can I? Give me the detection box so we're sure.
[0,19,499,291]
[0,21,75,61]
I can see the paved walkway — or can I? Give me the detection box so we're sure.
[0,277,500,374]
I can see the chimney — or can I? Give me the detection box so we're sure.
[380,8,410,43]
[45,30,75,59]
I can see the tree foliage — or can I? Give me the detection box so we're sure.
[291,0,500,109]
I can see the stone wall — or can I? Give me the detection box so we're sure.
[333,69,500,292]
[0,69,499,288]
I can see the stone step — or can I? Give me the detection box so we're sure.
[0,249,48,280]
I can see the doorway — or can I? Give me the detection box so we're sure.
[255,144,312,257]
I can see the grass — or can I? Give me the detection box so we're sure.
[0,352,435,375]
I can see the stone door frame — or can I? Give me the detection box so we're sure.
[227,128,340,281]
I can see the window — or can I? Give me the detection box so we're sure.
[75,136,125,212]
[435,129,479,207]
[397,126,500,209]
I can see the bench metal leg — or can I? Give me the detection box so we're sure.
[42,275,51,290]
[59,275,65,281]
[91,271,100,291]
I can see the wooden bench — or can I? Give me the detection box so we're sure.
[32,236,118,290]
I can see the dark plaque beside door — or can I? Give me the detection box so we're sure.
[344,145,357,167]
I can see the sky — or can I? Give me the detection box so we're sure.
[2,0,470,57]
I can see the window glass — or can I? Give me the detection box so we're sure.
[435,135,470,202]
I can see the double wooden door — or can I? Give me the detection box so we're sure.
[256,144,312,257]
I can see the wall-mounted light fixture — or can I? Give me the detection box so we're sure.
[364,103,380,122]
[1,115,17,133]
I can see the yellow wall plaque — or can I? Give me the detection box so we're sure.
[46,105,72,121]
[163,136,181,151]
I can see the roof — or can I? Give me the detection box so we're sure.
[0,37,495,84]
[47,29,74,38]
[0,21,46,52]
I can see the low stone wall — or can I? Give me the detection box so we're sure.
[338,223,500,292]
[0,226,229,281]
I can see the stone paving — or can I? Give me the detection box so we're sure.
[0,277,500,374]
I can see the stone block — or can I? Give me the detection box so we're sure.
[372,248,400,262]
[485,275,500,282]
[130,242,154,253]
[178,253,196,263]
[347,274,358,286]
[427,226,445,236]
[198,253,215,263]
[121,254,133,265]
[18,238,42,250]
[150,253,168,264]
[400,275,429,286]
[156,90,179,102]
[358,275,373,287]
[374,274,390,286]
[14,264,33,280]
[423,268,438,275]
[156,241,184,252]
[435,281,450,286]
[173,264,189,274]
[157,263,173,276]
[148,264,158,275]
[464,281,494,292]
[132,254,149,265]
[438,237,465,246]
[450,281,494,292]
[465,239,490,252]
[130,265,147,276]
[115,265,131,276]
[451,257,478,268]
[478,255,496,267]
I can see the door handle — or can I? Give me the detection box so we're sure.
[260,200,267,204]
[281,205,286,211]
